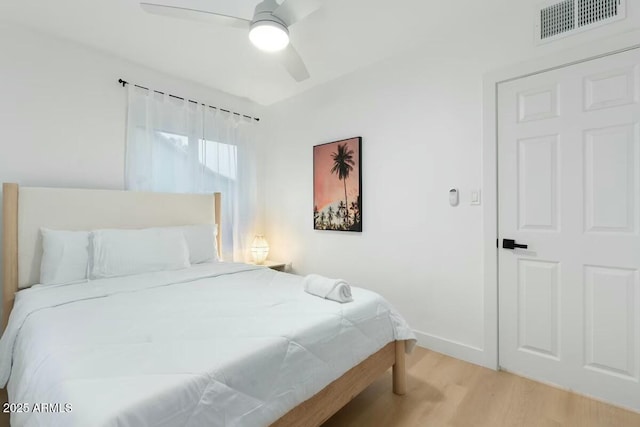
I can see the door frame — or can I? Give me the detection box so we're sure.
[481,30,640,370]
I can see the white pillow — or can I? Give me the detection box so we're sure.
[91,228,190,279]
[175,224,219,264]
[40,229,90,285]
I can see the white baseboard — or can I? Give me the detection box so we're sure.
[412,329,491,369]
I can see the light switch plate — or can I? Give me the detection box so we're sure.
[471,190,481,205]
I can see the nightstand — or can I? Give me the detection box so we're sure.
[253,260,287,272]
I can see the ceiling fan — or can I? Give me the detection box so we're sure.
[140,0,321,82]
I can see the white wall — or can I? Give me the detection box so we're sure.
[262,7,640,367]
[263,54,488,363]
[0,24,262,318]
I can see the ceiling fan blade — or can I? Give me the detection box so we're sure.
[273,0,321,26]
[278,44,310,82]
[140,3,251,30]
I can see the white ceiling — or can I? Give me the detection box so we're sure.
[0,0,538,105]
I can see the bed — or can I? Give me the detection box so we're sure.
[0,183,415,427]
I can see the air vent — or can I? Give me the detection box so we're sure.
[578,0,620,27]
[536,0,625,43]
[541,0,575,39]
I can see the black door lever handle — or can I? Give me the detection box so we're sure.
[503,239,528,250]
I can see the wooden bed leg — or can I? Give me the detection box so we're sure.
[392,340,407,395]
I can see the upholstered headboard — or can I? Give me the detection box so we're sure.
[2,183,221,331]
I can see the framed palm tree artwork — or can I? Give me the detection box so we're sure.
[313,137,362,232]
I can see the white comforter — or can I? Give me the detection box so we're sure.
[0,263,416,427]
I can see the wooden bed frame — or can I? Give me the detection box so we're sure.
[1,182,407,427]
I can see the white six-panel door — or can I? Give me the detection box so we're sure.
[498,47,640,411]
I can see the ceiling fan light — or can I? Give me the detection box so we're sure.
[249,21,289,52]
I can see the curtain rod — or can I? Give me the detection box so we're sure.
[118,79,260,122]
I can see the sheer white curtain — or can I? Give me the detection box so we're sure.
[125,85,258,261]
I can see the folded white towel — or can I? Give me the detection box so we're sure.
[303,274,353,303]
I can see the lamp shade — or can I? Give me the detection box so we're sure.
[249,20,289,52]
[251,235,269,264]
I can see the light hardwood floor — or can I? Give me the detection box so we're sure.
[323,346,640,427]
[1,347,639,426]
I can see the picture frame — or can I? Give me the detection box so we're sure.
[313,137,362,232]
